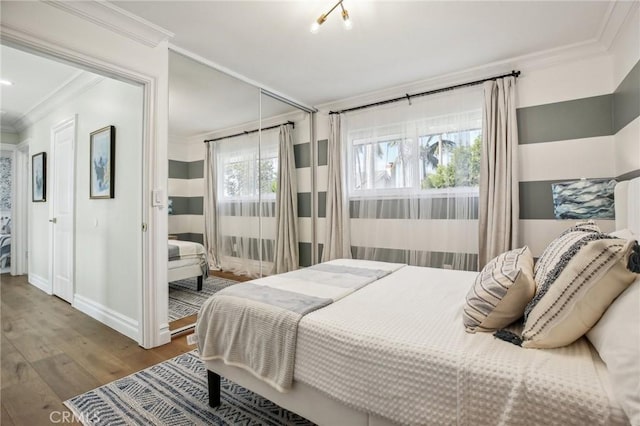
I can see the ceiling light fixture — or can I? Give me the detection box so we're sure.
[310,0,353,33]
[0,79,13,86]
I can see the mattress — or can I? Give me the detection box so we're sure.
[294,265,628,426]
[168,258,201,270]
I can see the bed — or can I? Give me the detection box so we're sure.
[168,240,208,291]
[196,177,639,426]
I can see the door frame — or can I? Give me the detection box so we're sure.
[49,116,77,303]
[11,140,30,276]
[1,27,164,347]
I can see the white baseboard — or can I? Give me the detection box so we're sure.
[73,294,139,343]
[158,322,171,347]
[28,273,52,294]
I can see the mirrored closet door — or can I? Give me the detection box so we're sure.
[167,50,313,329]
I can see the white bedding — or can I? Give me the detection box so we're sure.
[196,259,405,392]
[294,265,628,426]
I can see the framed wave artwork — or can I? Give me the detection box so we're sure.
[32,152,46,202]
[90,125,115,199]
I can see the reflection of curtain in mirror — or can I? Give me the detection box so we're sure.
[344,87,482,271]
[204,142,220,270]
[216,130,278,277]
[273,124,299,273]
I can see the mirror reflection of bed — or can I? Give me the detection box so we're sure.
[167,51,312,334]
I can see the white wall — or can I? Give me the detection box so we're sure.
[19,76,144,329]
[2,1,170,347]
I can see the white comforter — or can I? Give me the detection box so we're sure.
[294,265,628,426]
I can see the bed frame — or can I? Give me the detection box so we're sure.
[204,176,640,425]
[168,263,204,291]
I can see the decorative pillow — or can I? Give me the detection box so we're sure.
[533,221,601,285]
[587,277,640,425]
[521,227,639,349]
[463,247,535,333]
[609,228,637,241]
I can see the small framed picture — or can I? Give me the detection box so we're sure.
[90,125,115,199]
[32,152,46,202]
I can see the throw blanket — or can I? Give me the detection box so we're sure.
[168,240,208,277]
[196,259,405,392]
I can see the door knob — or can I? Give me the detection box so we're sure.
[49,218,57,223]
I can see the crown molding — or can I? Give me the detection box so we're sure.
[13,71,104,133]
[598,1,637,52]
[317,2,635,113]
[43,0,174,48]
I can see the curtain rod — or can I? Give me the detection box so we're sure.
[329,70,521,115]
[203,121,294,143]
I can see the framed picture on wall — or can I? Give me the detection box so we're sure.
[90,125,115,199]
[32,152,46,202]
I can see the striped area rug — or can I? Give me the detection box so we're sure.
[169,277,236,321]
[64,351,314,426]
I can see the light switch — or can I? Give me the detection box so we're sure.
[152,189,165,207]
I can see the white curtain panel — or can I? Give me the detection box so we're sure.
[203,142,220,270]
[272,124,299,274]
[344,87,483,270]
[479,76,519,268]
[216,131,278,277]
[322,114,352,261]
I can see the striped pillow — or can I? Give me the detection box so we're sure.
[522,230,638,349]
[463,247,535,333]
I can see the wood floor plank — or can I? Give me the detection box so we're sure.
[150,334,193,359]
[8,330,64,363]
[31,353,101,401]
[1,316,34,341]
[54,334,133,383]
[1,349,40,389]
[1,405,16,426]
[2,377,76,426]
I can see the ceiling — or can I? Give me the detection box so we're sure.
[0,45,83,133]
[113,0,612,106]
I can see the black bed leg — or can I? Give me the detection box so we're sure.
[197,275,203,292]
[207,370,221,408]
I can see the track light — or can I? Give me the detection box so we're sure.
[310,0,352,33]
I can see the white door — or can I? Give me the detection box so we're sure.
[50,118,76,303]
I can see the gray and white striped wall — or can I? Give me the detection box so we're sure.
[168,142,205,244]
[295,138,327,266]
[517,54,639,256]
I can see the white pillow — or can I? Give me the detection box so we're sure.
[462,247,535,333]
[587,277,640,425]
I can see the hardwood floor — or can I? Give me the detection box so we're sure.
[1,274,194,426]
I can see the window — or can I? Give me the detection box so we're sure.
[222,154,278,199]
[216,131,279,200]
[418,128,481,190]
[349,127,481,195]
